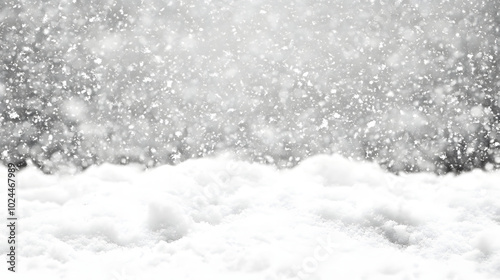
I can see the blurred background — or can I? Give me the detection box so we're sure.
[1,0,499,174]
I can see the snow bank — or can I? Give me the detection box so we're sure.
[1,155,499,279]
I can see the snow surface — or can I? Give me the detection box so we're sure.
[1,154,500,279]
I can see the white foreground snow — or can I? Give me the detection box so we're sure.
[1,154,500,280]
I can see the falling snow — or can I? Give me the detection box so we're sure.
[1,0,500,174]
[1,1,500,279]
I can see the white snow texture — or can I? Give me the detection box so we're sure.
[1,154,500,279]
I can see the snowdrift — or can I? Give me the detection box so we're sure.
[1,154,499,279]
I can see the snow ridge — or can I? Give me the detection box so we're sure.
[1,155,499,279]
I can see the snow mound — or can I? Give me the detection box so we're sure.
[1,155,499,279]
